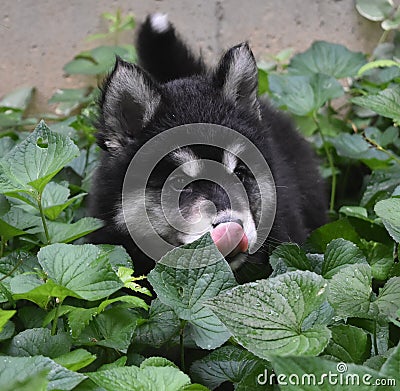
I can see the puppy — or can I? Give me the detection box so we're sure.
[88,13,327,281]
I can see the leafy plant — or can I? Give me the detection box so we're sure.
[0,6,400,391]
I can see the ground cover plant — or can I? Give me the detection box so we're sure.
[0,3,400,390]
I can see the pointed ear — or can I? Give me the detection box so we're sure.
[213,43,260,116]
[98,57,161,152]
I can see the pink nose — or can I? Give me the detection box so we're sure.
[210,221,249,257]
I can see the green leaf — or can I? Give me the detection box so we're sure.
[0,355,86,390]
[0,309,15,332]
[76,307,139,352]
[46,217,104,243]
[306,218,362,253]
[374,197,400,242]
[375,277,400,320]
[207,271,331,358]
[361,167,400,207]
[323,324,371,364]
[148,234,237,350]
[355,0,394,21]
[269,74,314,115]
[65,306,99,338]
[358,59,400,76]
[269,74,343,116]
[64,46,136,76]
[288,41,366,78]
[38,243,122,301]
[87,362,190,391]
[328,264,377,319]
[53,349,96,371]
[368,242,394,280]
[0,87,35,111]
[0,121,79,194]
[380,342,400,382]
[352,87,400,125]
[190,345,271,390]
[269,243,312,274]
[329,133,389,164]
[7,328,71,358]
[1,370,49,391]
[134,299,180,348]
[322,239,367,278]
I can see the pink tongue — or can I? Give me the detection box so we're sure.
[211,222,248,257]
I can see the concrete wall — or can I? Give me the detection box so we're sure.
[0,0,384,113]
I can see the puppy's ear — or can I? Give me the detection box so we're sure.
[214,43,260,116]
[97,57,161,152]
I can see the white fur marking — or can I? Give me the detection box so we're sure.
[150,13,170,33]
[171,149,202,177]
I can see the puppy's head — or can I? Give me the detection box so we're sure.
[96,44,271,269]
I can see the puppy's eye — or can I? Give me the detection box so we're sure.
[168,175,190,192]
[234,165,248,180]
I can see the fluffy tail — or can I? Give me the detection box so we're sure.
[136,13,205,82]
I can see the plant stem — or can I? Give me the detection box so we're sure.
[364,135,400,166]
[373,320,379,355]
[179,319,186,372]
[313,113,337,213]
[0,236,5,258]
[51,298,63,336]
[37,192,51,244]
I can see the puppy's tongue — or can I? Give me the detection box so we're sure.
[211,222,248,257]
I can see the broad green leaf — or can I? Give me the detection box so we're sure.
[374,197,400,242]
[355,0,394,21]
[305,218,362,253]
[375,277,400,320]
[361,167,400,207]
[0,309,15,331]
[380,342,400,382]
[134,299,180,348]
[328,264,377,319]
[7,328,71,358]
[368,242,394,280]
[269,243,312,273]
[87,362,190,391]
[365,126,399,148]
[46,217,104,243]
[190,345,271,390]
[0,320,15,341]
[323,324,371,364]
[1,370,49,391]
[329,133,389,164]
[269,73,314,116]
[65,306,98,338]
[352,87,400,125]
[0,355,85,390]
[0,121,79,194]
[270,356,383,391]
[53,349,96,371]
[76,307,139,352]
[207,271,331,358]
[148,234,237,350]
[37,244,122,301]
[269,74,337,116]
[11,277,77,307]
[322,238,367,278]
[117,266,152,296]
[288,41,366,78]
[64,45,136,75]
[339,206,369,219]
[0,87,35,111]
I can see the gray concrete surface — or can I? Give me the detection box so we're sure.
[0,0,385,113]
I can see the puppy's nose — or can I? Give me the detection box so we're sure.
[212,218,243,228]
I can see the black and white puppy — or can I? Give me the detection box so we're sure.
[89,13,327,280]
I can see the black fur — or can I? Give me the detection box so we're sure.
[88,15,328,280]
